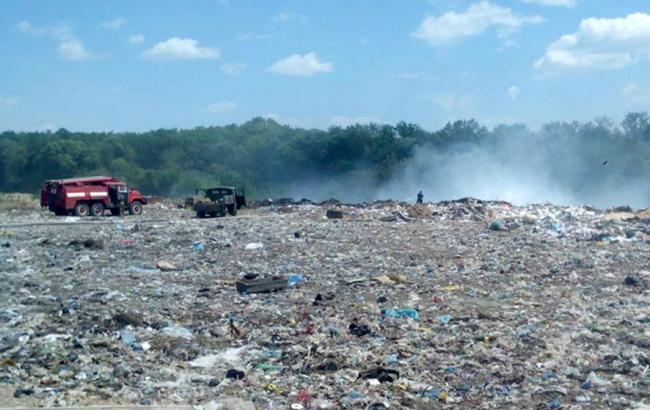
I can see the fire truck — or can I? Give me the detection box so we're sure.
[40,176,147,217]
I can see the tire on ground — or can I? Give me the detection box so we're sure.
[74,202,90,217]
[90,202,104,217]
[129,201,143,215]
[228,204,237,216]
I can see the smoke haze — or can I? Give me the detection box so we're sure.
[286,122,650,209]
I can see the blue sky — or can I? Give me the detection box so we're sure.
[1,0,649,132]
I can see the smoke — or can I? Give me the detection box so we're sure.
[377,144,650,208]
[284,123,650,209]
[377,145,578,205]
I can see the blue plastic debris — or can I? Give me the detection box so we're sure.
[288,274,304,287]
[437,314,453,324]
[383,308,419,320]
[423,388,440,399]
[120,329,137,347]
[547,398,561,409]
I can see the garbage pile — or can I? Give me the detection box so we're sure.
[0,198,649,408]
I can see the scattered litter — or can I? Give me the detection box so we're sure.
[382,308,419,320]
[244,242,264,250]
[358,367,400,383]
[236,276,288,293]
[156,260,177,271]
[2,198,648,408]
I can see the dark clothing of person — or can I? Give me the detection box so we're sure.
[417,191,423,204]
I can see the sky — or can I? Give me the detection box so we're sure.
[1,0,649,132]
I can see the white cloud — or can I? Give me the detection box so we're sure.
[206,102,237,114]
[521,0,576,7]
[143,37,220,60]
[101,17,128,31]
[622,83,650,107]
[268,52,333,76]
[507,85,520,100]
[273,12,291,22]
[16,21,42,34]
[412,1,543,46]
[0,96,19,110]
[534,12,650,72]
[428,92,475,113]
[58,40,95,60]
[394,71,437,80]
[272,11,306,23]
[330,116,381,127]
[220,62,247,75]
[237,33,272,41]
[16,21,103,60]
[128,34,145,44]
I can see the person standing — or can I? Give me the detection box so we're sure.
[417,190,423,204]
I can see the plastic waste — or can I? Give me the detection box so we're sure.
[119,329,136,346]
[245,242,264,250]
[382,308,419,320]
[225,369,245,379]
[437,314,453,324]
[189,346,249,368]
[358,367,400,383]
[288,274,303,286]
[489,220,507,231]
[161,326,193,339]
[255,363,284,372]
[547,398,561,409]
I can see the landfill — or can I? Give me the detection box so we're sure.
[0,197,649,409]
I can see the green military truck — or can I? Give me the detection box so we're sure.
[191,186,246,218]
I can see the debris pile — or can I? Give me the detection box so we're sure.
[0,199,648,408]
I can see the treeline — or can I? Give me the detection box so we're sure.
[1,113,650,200]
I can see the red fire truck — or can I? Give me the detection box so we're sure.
[40,176,147,217]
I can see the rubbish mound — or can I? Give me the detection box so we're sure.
[0,198,648,408]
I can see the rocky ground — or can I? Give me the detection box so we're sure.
[0,198,649,409]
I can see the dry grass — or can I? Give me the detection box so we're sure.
[0,193,39,211]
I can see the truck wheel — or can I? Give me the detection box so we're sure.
[129,201,143,216]
[228,204,237,216]
[208,212,217,217]
[74,202,90,217]
[197,211,206,218]
[90,202,104,217]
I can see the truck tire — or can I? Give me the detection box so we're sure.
[197,211,206,218]
[208,212,217,217]
[74,202,90,217]
[129,201,143,216]
[228,204,237,216]
[90,202,104,217]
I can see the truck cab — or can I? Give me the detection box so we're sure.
[192,186,246,218]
